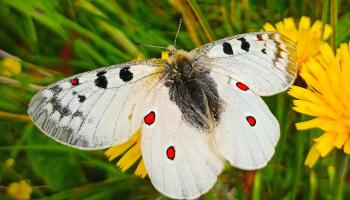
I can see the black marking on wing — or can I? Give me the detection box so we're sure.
[97,70,107,77]
[237,37,250,52]
[50,85,62,94]
[73,111,83,117]
[222,42,233,55]
[95,75,108,89]
[119,67,133,82]
[78,95,86,102]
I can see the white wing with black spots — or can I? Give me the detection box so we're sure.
[28,59,165,149]
[192,32,297,96]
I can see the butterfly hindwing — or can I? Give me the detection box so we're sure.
[28,59,165,149]
[140,83,224,199]
[212,73,280,169]
[192,32,297,96]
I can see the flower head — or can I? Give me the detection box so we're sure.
[264,16,332,71]
[288,42,350,167]
[0,57,21,77]
[7,180,32,200]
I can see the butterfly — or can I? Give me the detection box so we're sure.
[28,32,296,199]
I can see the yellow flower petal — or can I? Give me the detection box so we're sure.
[299,16,311,30]
[323,24,332,40]
[283,17,296,31]
[288,86,324,105]
[295,117,329,130]
[315,132,336,157]
[334,131,348,149]
[263,23,276,32]
[275,21,286,34]
[135,159,147,178]
[105,128,147,177]
[161,51,170,60]
[310,20,322,34]
[305,144,321,167]
[105,130,140,161]
[344,138,350,154]
[116,140,141,172]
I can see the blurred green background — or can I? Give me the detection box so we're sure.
[1,0,350,199]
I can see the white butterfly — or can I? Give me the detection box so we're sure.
[28,32,296,199]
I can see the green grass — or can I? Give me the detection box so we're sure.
[0,0,350,199]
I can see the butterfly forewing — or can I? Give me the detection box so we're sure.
[192,32,297,96]
[28,59,165,149]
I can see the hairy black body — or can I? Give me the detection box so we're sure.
[165,50,223,131]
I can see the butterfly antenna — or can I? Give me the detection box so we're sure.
[173,17,182,47]
[133,42,168,50]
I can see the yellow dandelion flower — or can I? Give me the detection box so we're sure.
[105,51,170,178]
[263,16,332,70]
[5,158,15,168]
[288,42,350,167]
[7,180,32,200]
[0,57,22,77]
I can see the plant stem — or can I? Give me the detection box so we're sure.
[332,151,348,200]
[0,76,43,92]
[0,111,31,122]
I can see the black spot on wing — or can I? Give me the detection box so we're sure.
[78,95,86,102]
[73,111,83,117]
[222,42,233,55]
[61,106,71,117]
[119,67,133,82]
[262,48,267,54]
[97,70,107,77]
[237,37,250,52]
[50,85,62,94]
[49,96,71,117]
[95,76,108,89]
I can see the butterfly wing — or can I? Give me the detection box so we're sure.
[191,32,297,96]
[140,83,224,199]
[212,73,279,169]
[28,59,165,150]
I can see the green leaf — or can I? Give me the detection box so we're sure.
[27,127,86,191]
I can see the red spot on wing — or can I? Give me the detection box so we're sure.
[236,82,249,91]
[70,78,79,86]
[246,116,256,126]
[257,34,263,41]
[166,146,175,160]
[144,111,155,125]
